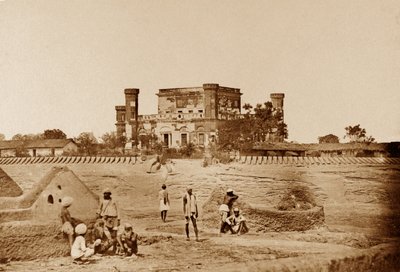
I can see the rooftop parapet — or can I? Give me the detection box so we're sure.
[124,88,140,95]
[139,112,205,121]
[115,105,126,111]
[203,83,219,90]
[270,93,285,99]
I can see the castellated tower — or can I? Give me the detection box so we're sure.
[270,93,285,142]
[115,106,126,137]
[203,83,219,119]
[270,93,285,111]
[124,88,139,148]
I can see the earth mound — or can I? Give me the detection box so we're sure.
[0,167,23,197]
[202,185,325,232]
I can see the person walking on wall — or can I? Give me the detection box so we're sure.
[159,184,170,223]
[183,187,199,241]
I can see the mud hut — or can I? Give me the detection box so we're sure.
[0,166,99,224]
[0,167,99,260]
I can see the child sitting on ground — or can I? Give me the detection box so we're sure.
[116,223,139,257]
[71,223,100,263]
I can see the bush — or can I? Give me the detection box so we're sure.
[180,143,196,157]
[277,183,316,211]
[211,151,231,164]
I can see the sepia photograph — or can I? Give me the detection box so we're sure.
[0,1,399,271]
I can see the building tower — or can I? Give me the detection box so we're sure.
[270,93,285,142]
[115,106,126,137]
[124,88,140,149]
[203,83,219,119]
[270,93,285,111]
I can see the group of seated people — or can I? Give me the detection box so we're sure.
[60,193,138,263]
[60,187,248,263]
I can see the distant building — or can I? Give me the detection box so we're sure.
[0,139,78,157]
[115,83,285,148]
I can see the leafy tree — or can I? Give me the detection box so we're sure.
[75,132,98,155]
[253,102,288,142]
[217,101,288,150]
[10,133,43,156]
[318,134,340,144]
[344,124,375,143]
[12,133,43,141]
[15,147,30,157]
[138,133,158,150]
[101,131,126,149]
[242,103,253,116]
[0,133,5,141]
[43,129,67,139]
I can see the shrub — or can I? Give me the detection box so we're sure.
[277,183,316,211]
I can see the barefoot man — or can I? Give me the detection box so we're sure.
[183,187,199,241]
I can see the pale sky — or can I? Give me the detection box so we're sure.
[1,0,399,143]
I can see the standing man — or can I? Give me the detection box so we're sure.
[97,188,120,243]
[183,187,199,241]
[159,184,170,223]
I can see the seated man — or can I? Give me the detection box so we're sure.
[117,223,139,256]
[226,208,249,235]
[71,223,100,263]
[87,219,113,254]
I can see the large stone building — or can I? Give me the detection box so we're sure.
[115,83,284,149]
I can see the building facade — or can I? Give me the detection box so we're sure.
[115,83,285,148]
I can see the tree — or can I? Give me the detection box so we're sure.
[75,132,98,155]
[0,133,5,141]
[138,133,158,150]
[43,129,67,139]
[344,124,375,143]
[217,101,288,150]
[318,134,340,144]
[10,133,42,157]
[12,133,43,141]
[101,131,126,150]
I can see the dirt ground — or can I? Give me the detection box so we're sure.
[1,159,400,271]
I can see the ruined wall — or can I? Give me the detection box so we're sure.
[157,87,204,114]
[217,87,242,119]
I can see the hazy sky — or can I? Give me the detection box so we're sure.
[1,0,399,143]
